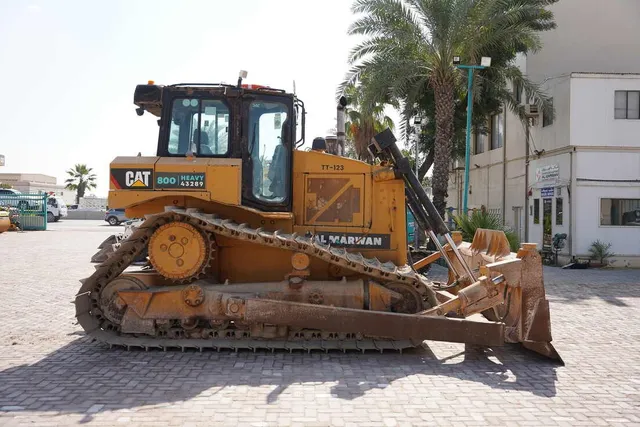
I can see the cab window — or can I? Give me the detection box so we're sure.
[248,101,290,204]
[167,98,230,156]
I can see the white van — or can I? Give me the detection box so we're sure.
[47,196,68,222]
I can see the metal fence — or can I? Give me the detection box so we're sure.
[0,193,48,230]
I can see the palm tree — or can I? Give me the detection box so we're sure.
[339,0,558,217]
[65,164,97,204]
[343,81,395,163]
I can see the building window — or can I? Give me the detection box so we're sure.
[490,112,504,150]
[474,126,487,154]
[600,198,640,226]
[514,83,522,104]
[614,91,640,119]
[556,197,563,225]
[542,98,553,127]
[533,198,540,224]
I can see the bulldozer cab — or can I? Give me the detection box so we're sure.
[136,82,298,213]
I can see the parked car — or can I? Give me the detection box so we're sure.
[104,208,128,225]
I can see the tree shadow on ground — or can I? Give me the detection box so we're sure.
[0,337,560,421]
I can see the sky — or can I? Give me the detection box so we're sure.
[0,0,404,197]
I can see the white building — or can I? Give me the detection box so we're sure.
[0,173,76,206]
[448,0,640,266]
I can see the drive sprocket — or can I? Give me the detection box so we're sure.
[148,221,214,282]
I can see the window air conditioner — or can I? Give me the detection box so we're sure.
[523,104,540,118]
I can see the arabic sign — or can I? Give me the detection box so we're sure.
[541,187,554,198]
[536,164,559,182]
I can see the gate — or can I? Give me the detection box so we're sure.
[0,193,48,230]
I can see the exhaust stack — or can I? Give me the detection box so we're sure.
[335,96,347,156]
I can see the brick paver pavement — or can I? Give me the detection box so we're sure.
[1,221,639,426]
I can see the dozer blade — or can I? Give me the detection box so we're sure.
[444,228,563,365]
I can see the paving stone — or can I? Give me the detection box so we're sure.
[0,220,639,426]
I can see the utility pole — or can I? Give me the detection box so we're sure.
[524,118,530,242]
[454,56,491,215]
[413,116,422,248]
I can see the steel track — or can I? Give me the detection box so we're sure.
[75,207,436,352]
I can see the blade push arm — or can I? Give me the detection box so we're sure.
[369,128,476,281]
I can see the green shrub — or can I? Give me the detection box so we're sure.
[453,210,521,252]
[588,240,615,265]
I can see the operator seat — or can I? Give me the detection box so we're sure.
[268,117,289,198]
[200,131,213,155]
[193,129,213,155]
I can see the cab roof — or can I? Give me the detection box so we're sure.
[133,82,294,117]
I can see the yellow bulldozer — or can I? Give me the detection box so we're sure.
[75,75,562,363]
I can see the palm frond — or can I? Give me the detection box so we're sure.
[453,209,520,252]
[351,0,431,46]
[339,0,558,213]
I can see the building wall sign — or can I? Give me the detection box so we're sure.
[541,187,555,198]
[536,164,559,182]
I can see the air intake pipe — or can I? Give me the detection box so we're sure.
[336,96,348,157]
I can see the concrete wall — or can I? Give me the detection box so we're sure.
[79,197,108,210]
[568,75,640,263]
[571,74,640,148]
[574,149,640,258]
[504,158,526,241]
[576,149,640,181]
[526,0,640,83]
[65,210,106,220]
[530,77,571,152]
[574,183,640,263]
[505,104,527,160]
